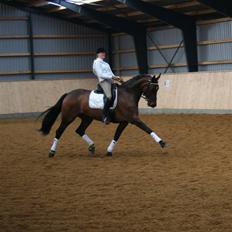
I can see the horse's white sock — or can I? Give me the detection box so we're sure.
[51,138,59,151]
[82,134,94,146]
[150,132,162,143]
[107,140,117,153]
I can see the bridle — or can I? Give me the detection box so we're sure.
[141,80,159,101]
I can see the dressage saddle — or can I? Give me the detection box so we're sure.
[94,83,117,108]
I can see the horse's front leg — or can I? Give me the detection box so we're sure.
[107,122,128,156]
[131,118,166,148]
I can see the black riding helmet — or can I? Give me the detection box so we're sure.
[96,47,106,54]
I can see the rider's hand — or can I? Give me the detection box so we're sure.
[114,76,124,83]
[118,77,124,83]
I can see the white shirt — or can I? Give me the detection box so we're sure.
[93,58,115,82]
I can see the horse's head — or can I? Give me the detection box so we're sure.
[142,73,161,108]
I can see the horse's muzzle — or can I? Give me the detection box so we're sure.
[148,102,156,108]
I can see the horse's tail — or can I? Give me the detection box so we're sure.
[38,93,67,135]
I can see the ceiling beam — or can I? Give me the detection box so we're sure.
[116,0,198,72]
[50,0,145,34]
[197,0,232,17]
[116,0,195,30]
[50,0,148,74]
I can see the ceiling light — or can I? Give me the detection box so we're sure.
[66,0,102,5]
[48,2,65,7]
[33,2,66,10]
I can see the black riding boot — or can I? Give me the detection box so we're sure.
[103,98,111,124]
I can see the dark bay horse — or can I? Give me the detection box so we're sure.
[39,74,167,157]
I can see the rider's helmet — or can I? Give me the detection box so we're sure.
[96,48,106,54]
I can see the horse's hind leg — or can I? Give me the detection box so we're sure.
[75,117,94,155]
[49,119,73,158]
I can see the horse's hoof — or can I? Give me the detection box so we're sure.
[48,150,55,158]
[88,144,95,155]
[106,152,112,156]
[159,140,167,148]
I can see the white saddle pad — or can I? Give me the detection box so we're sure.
[89,89,118,110]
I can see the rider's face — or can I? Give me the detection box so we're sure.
[98,52,106,60]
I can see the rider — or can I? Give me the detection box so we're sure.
[93,47,122,124]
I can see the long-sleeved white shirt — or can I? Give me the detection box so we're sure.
[93,57,115,82]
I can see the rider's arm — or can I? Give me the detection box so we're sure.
[105,62,123,81]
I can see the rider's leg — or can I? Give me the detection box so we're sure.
[99,80,112,124]
[131,118,166,148]
[99,79,112,100]
[75,117,95,154]
[107,122,128,156]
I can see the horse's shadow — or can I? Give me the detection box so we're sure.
[56,147,172,161]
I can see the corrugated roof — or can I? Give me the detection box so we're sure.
[4,0,227,30]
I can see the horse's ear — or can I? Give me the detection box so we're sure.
[156,73,161,81]
[152,73,161,82]
[151,74,156,83]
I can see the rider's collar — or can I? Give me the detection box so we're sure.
[96,57,104,61]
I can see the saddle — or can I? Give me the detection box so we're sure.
[89,83,118,110]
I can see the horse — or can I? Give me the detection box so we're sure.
[39,73,167,158]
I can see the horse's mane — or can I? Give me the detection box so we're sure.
[121,74,151,88]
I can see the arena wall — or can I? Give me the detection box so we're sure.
[139,71,232,114]
[0,71,232,118]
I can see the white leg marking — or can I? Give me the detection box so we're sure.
[51,138,59,151]
[107,140,117,153]
[150,132,162,143]
[82,134,94,146]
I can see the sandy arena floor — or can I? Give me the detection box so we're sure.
[0,115,232,232]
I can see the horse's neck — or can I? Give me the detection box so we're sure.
[127,78,148,103]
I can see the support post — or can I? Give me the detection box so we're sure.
[27,13,35,80]
[107,32,113,67]
[133,31,148,74]
[182,22,198,72]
